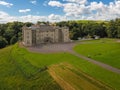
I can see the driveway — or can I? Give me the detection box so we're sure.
[27,42,120,74]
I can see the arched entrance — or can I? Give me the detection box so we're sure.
[44,37,53,43]
[58,29,63,42]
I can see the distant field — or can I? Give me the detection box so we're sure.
[0,43,120,89]
[76,20,108,24]
[74,38,120,69]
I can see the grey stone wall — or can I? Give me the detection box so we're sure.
[22,25,70,46]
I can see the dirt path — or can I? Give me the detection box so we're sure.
[27,42,120,74]
[68,49,120,74]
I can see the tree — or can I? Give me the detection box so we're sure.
[106,19,120,38]
[10,35,18,44]
[24,22,33,27]
[0,24,6,36]
[70,27,80,40]
[0,36,8,49]
[117,26,120,38]
[115,18,120,38]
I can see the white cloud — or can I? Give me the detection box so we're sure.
[48,0,120,20]
[0,11,66,23]
[63,3,91,17]
[0,11,9,17]
[19,9,31,13]
[63,0,87,4]
[48,1,63,7]
[30,0,37,5]
[0,11,46,23]
[48,14,63,22]
[0,0,13,7]
[18,14,66,22]
[89,0,120,20]
[0,11,17,23]
[19,15,47,22]
[0,0,120,23]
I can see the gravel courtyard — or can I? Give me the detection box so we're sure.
[28,42,76,53]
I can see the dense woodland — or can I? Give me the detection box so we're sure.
[56,18,120,40]
[0,18,120,49]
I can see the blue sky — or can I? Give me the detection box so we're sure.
[0,0,120,23]
[0,0,64,16]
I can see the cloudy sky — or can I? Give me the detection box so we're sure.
[0,0,120,23]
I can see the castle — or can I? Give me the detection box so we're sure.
[22,24,70,46]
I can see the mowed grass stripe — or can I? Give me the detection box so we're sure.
[48,63,113,90]
[49,68,75,90]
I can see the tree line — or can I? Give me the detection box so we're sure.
[56,18,120,40]
[0,18,120,49]
[0,22,33,48]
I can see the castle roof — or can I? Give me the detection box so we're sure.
[23,24,68,32]
[28,24,59,31]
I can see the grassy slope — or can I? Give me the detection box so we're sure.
[74,38,120,69]
[0,43,120,89]
[0,45,62,90]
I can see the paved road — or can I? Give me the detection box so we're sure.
[28,42,120,74]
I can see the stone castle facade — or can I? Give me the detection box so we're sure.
[22,24,70,46]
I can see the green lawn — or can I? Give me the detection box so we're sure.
[74,38,120,69]
[0,45,62,90]
[0,43,120,89]
[49,63,113,90]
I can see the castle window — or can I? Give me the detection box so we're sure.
[27,40,30,44]
[27,36,29,38]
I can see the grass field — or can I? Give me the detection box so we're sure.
[74,38,120,69]
[0,45,62,90]
[0,42,120,90]
[48,63,113,90]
